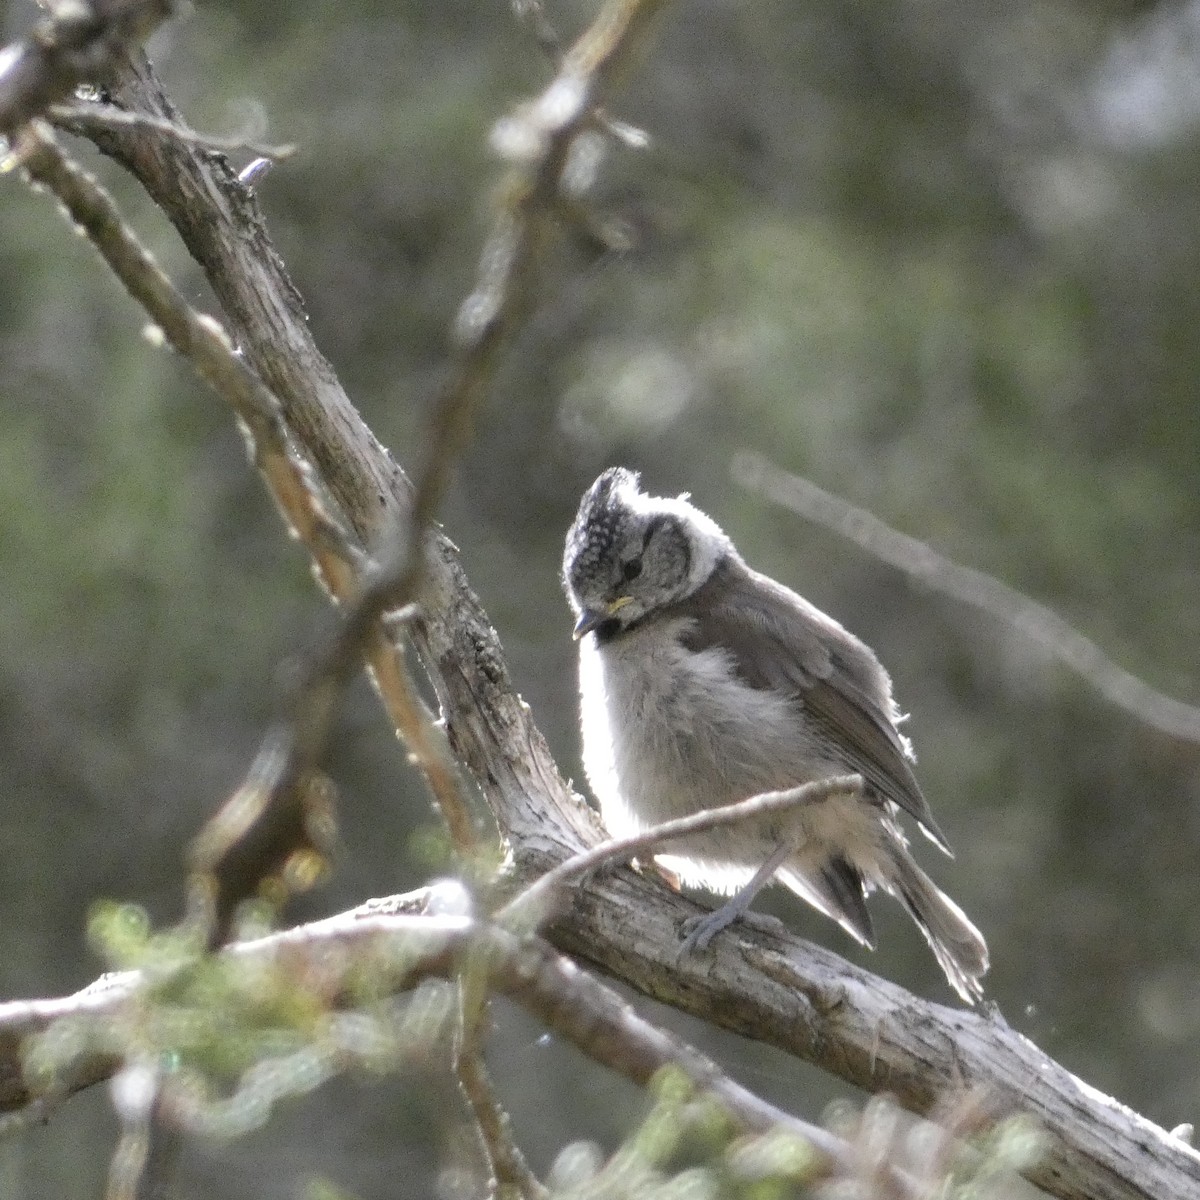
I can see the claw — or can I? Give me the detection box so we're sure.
[678,909,732,953]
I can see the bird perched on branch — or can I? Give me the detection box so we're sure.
[562,467,988,1003]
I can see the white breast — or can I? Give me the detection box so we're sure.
[578,618,852,895]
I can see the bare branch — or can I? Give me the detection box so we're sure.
[455,1043,547,1200]
[1,892,1196,1200]
[734,451,1200,745]
[498,775,864,931]
[57,32,604,870]
[492,926,888,1184]
[0,0,170,138]
[183,0,690,902]
[369,638,483,858]
[27,0,681,910]
[0,904,889,1192]
[455,961,547,1200]
[105,1063,179,1200]
[50,101,297,160]
[549,862,1200,1200]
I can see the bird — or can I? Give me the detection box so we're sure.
[561,466,989,1003]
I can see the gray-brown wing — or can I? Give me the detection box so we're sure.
[673,556,951,853]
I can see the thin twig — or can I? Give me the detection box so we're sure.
[511,0,564,58]
[0,0,171,137]
[497,775,863,931]
[105,1062,179,1200]
[734,451,1200,745]
[455,1043,546,1199]
[455,955,548,1200]
[49,102,297,161]
[371,643,480,847]
[507,0,651,152]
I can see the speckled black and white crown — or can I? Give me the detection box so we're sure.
[562,467,640,595]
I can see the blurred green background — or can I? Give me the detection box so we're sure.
[2,0,1199,1195]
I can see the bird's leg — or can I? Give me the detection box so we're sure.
[678,841,793,952]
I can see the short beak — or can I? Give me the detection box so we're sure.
[572,596,632,640]
[572,609,605,639]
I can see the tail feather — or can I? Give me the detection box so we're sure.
[777,857,876,950]
[886,849,989,1003]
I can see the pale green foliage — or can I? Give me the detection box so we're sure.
[544,1070,1041,1200]
[24,904,455,1139]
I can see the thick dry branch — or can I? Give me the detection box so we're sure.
[547,863,1200,1200]
[184,0,679,893]
[2,882,1197,1200]
[734,452,1200,745]
[53,15,617,862]
[45,2,674,875]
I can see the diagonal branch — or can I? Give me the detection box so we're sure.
[14,121,479,934]
[498,775,863,931]
[541,864,1200,1200]
[2,899,1195,1200]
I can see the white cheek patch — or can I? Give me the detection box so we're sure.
[611,478,730,591]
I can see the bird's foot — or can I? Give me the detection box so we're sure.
[678,910,730,954]
[681,902,792,955]
[738,909,787,937]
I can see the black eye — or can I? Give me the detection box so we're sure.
[621,558,643,582]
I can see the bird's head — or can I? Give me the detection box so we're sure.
[562,467,730,640]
